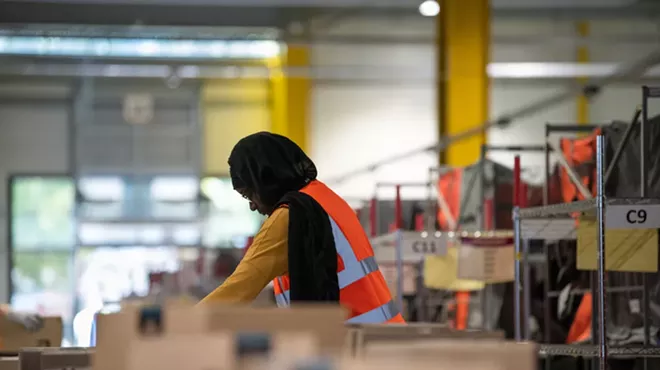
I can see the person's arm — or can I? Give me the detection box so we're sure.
[199,208,289,305]
[0,304,43,331]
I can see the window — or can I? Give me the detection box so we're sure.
[11,176,75,250]
[200,177,264,248]
[10,250,75,344]
[150,176,199,220]
[73,246,200,346]
[10,176,76,345]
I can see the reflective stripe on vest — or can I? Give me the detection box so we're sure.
[274,277,290,306]
[274,217,380,304]
[346,300,399,324]
[330,216,380,289]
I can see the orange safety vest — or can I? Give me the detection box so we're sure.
[272,180,406,324]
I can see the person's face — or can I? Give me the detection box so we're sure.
[237,188,272,216]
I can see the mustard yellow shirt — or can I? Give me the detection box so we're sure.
[200,208,289,304]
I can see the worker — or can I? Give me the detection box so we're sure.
[0,304,43,331]
[200,132,405,324]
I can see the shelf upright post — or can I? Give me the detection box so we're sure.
[369,197,378,238]
[641,86,650,370]
[479,144,490,330]
[521,180,532,340]
[513,155,522,341]
[394,184,404,314]
[595,135,608,370]
[543,124,553,369]
[479,144,487,230]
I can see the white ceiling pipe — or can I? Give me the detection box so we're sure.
[3,62,660,79]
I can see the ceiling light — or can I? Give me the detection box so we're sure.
[137,40,159,55]
[419,0,440,17]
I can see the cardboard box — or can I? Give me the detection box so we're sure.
[93,302,349,370]
[14,347,92,370]
[125,332,318,370]
[40,348,93,370]
[0,317,62,351]
[351,323,504,356]
[361,340,537,370]
[234,340,537,370]
[202,305,349,353]
[0,357,18,370]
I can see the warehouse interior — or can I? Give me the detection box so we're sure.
[1,0,660,369]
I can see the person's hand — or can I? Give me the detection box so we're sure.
[5,311,43,332]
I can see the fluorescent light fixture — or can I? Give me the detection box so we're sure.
[419,0,440,16]
[137,40,160,56]
[487,62,617,78]
[0,36,281,59]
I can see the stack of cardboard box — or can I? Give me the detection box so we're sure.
[0,303,538,370]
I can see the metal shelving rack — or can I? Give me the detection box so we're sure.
[513,86,660,368]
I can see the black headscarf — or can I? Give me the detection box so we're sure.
[228,131,317,207]
[228,132,339,303]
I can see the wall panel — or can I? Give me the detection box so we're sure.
[0,99,70,302]
[311,83,436,200]
[74,80,201,175]
[311,15,658,200]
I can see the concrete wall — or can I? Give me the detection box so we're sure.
[310,15,660,201]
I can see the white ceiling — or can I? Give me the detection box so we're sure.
[492,0,637,8]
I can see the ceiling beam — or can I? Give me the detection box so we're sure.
[0,0,421,7]
[0,2,308,27]
[4,60,660,80]
[3,1,660,27]
[292,34,660,47]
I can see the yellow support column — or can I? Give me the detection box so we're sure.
[436,0,490,331]
[270,45,311,152]
[576,21,590,125]
[437,0,490,167]
[202,79,271,174]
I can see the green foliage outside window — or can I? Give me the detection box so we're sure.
[11,177,75,250]
[12,252,72,292]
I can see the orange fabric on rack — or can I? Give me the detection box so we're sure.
[437,168,463,230]
[566,293,592,343]
[436,168,471,329]
[454,291,470,330]
[558,130,599,338]
[559,128,601,203]
[415,214,424,231]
